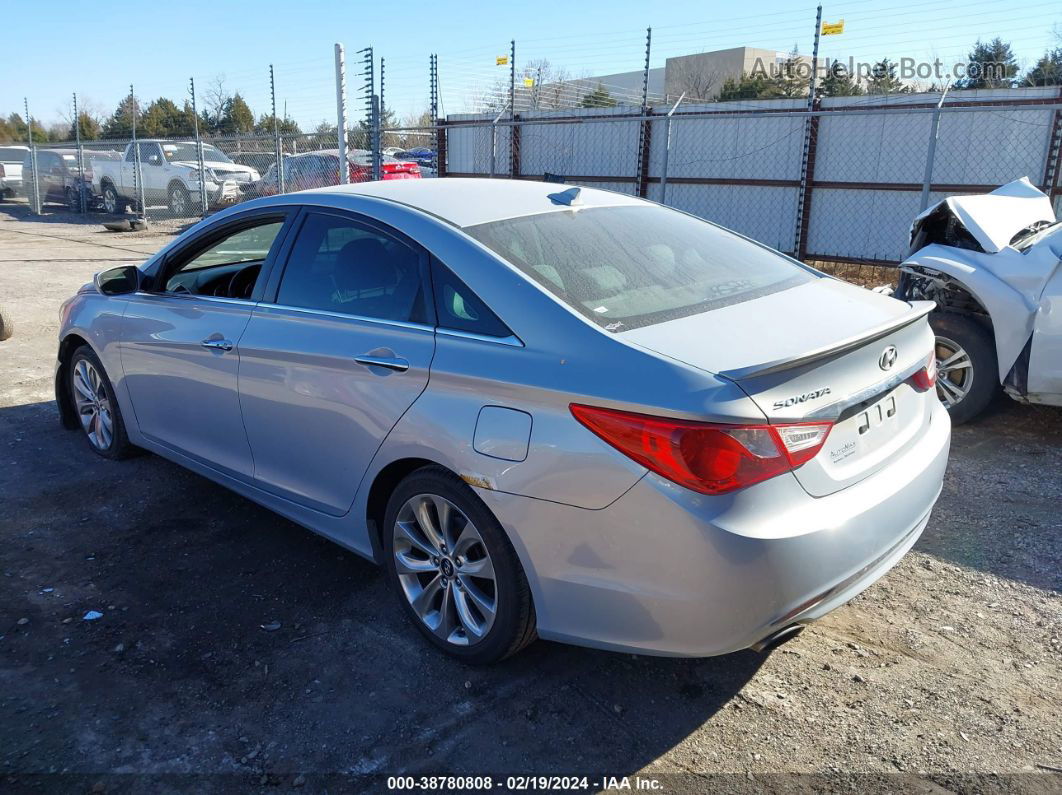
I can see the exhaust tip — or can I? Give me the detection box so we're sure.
[750,624,805,653]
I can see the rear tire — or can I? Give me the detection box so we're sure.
[102,183,124,215]
[167,183,191,217]
[384,466,536,664]
[929,312,999,425]
[68,346,134,459]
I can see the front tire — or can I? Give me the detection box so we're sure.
[384,466,536,664]
[929,312,999,424]
[69,346,134,459]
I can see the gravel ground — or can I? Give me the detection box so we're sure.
[1,205,1060,793]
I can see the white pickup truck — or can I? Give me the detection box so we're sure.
[92,140,259,216]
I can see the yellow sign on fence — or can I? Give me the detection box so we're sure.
[523,77,534,87]
[496,56,509,66]
[821,19,845,35]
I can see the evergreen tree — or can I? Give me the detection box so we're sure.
[769,47,809,98]
[717,73,775,101]
[819,63,864,97]
[68,111,102,141]
[956,38,1019,89]
[102,95,141,139]
[866,59,910,94]
[1024,48,1062,86]
[219,93,255,134]
[255,114,302,136]
[140,98,197,137]
[579,83,617,109]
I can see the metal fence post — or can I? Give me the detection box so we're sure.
[919,84,951,211]
[792,5,823,259]
[371,95,382,181]
[73,92,86,213]
[190,77,208,218]
[430,53,439,174]
[635,27,652,197]
[24,98,40,215]
[509,40,517,178]
[335,43,349,184]
[489,105,507,178]
[270,65,284,194]
[659,92,685,205]
[130,85,146,219]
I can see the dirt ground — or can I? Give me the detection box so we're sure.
[1,204,1060,793]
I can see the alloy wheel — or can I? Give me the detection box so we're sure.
[170,187,187,216]
[72,359,113,451]
[393,494,498,646]
[935,335,973,409]
[103,187,117,214]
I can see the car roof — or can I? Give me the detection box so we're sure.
[306,178,647,228]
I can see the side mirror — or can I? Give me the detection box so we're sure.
[95,265,141,296]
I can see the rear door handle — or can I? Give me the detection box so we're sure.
[201,338,233,352]
[354,354,409,372]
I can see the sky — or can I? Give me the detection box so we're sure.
[3,0,1059,133]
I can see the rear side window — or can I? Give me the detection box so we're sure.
[430,258,511,338]
[277,212,427,324]
[464,205,814,331]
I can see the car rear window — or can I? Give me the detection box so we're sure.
[464,205,814,331]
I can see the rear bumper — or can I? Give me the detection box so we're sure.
[480,398,951,657]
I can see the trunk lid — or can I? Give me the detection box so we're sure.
[622,278,939,496]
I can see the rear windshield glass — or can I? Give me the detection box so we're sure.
[0,147,27,161]
[464,205,813,331]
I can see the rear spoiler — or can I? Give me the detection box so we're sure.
[717,301,935,381]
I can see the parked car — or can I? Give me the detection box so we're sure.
[231,150,277,176]
[394,147,435,169]
[0,145,29,198]
[895,178,1062,423]
[92,140,259,216]
[243,148,419,198]
[56,179,949,663]
[20,148,120,211]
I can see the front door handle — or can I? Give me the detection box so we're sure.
[354,354,409,372]
[201,338,233,352]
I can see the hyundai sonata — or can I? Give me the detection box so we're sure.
[56,179,950,663]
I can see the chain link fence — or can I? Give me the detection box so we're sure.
[9,85,1062,271]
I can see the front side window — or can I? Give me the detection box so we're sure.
[464,205,814,331]
[277,213,426,323]
[163,219,284,297]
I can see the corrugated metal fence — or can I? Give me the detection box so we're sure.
[439,87,1062,264]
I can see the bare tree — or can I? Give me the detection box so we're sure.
[204,74,231,130]
[667,58,722,101]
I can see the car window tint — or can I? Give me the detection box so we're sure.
[465,205,814,332]
[164,221,284,294]
[430,258,511,338]
[277,213,426,323]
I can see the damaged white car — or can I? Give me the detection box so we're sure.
[895,178,1062,423]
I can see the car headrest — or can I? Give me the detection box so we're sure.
[335,238,397,291]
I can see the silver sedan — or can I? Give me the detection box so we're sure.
[56,179,950,663]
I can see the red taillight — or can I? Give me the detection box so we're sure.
[569,404,833,495]
[0,164,5,177]
[909,352,937,391]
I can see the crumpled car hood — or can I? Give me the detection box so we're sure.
[912,177,1055,254]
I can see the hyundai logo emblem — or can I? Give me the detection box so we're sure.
[878,345,898,371]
